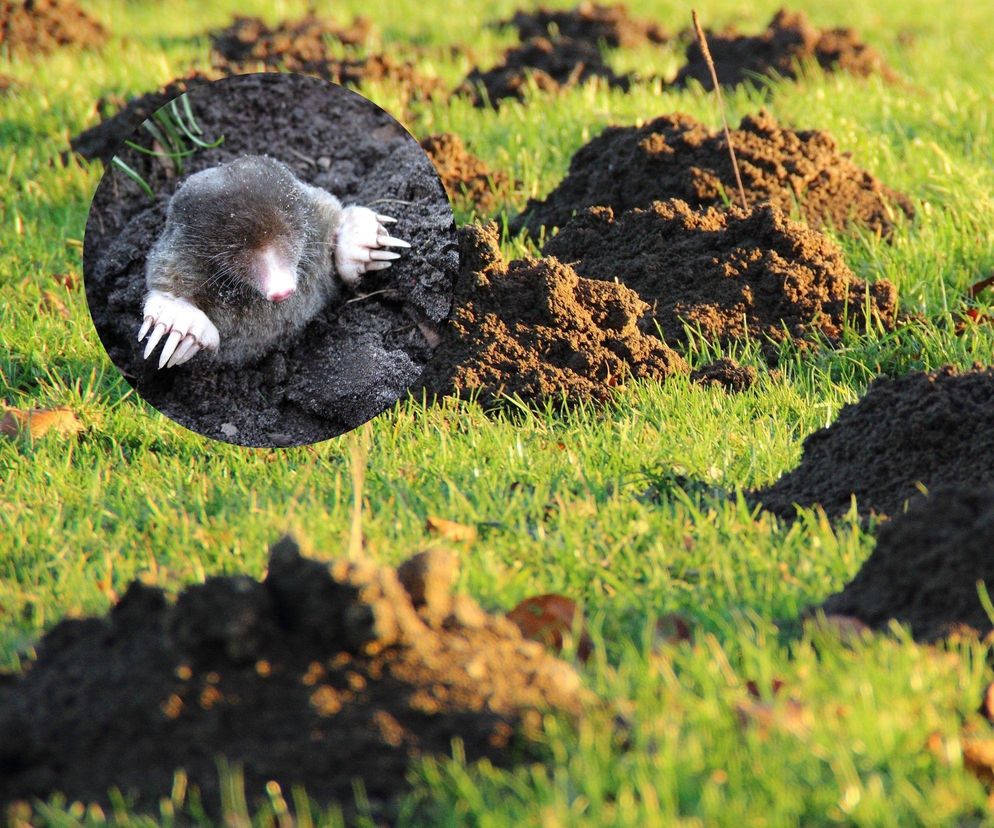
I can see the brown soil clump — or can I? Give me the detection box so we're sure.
[675,9,898,88]
[459,37,632,107]
[0,0,106,54]
[420,133,511,215]
[820,486,994,641]
[513,110,914,238]
[210,12,373,64]
[543,199,897,360]
[0,537,585,821]
[419,223,687,409]
[691,358,757,392]
[753,367,994,520]
[496,2,669,48]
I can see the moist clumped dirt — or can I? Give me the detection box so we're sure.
[753,366,994,520]
[675,9,898,88]
[0,537,586,820]
[420,133,512,215]
[691,359,757,393]
[513,110,914,238]
[209,12,373,63]
[419,222,687,409]
[459,37,632,107]
[543,199,896,360]
[495,2,669,48]
[0,0,106,54]
[819,486,994,641]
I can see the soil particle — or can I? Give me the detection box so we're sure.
[675,9,898,88]
[420,132,512,215]
[691,358,757,392]
[819,486,994,641]
[543,199,897,360]
[752,366,994,520]
[0,0,106,54]
[495,2,669,48]
[0,536,586,820]
[458,36,632,107]
[83,73,456,446]
[210,12,373,63]
[513,110,914,239]
[418,222,687,409]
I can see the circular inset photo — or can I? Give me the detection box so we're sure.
[83,73,457,447]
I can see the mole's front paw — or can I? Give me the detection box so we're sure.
[334,206,411,286]
[138,290,220,369]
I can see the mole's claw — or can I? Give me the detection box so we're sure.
[166,334,198,368]
[138,317,153,341]
[370,250,401,261]
[377,234,411,248]
[143,323,167,359]
[375,213,397,224]
[158,329,184,369]
[366,261,393,271]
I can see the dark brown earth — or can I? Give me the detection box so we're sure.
[820,486,994,641]
[513,110,914,239]
[0,538,586,821]
[418,222,687,409]
[675,9,898,88]
[83,73,456,447]
[210,12,373,62]
[0,0,106,54]
[420,133,512,215]
[495,2,669,48]
[753,366,994,520]
[459,37,632,107]
[543,199,897,360]
[691,359,757,393]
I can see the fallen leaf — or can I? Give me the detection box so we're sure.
[507,594,593,662]
[425,516,477,543]
[39,289,70,319]
[1,407,83,439]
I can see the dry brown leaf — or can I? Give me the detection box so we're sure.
[0,407,84,439]
[39,289,70,319]
[506,594,593,662]
[425,516,478,543]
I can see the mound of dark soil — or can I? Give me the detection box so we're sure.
[513,110,914,238]
[420,133,511,215]
[820,486,994,641]
[419,222,687,408]
[496,2,669,48]
[210,12,373,63]
[675,9,898,88]
[459,37,632,107]
[543,199,897,359]
[0,538,585,821]
[691,358,757,392]
[0,0,106,54]
[83,73,456,447]
[753,367,994,520]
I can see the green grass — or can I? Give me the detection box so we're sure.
[3,0,994,824]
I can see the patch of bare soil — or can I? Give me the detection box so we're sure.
[820,486,994,641]
[675,9,898,88]
[0,538,586,821]
[0,0,106,54]
[691,358,757,392]
[752,366,994,520]
[418,222,688,409]
[495,2,669,48]
[513,110,914,239]
[210,12,373,64]
[420,133,512,215]
[458,37,632,107]
[543,199,897,360]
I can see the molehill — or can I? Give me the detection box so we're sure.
[0,0,106,54]
[420,133,512,215]
[494,2,670,48]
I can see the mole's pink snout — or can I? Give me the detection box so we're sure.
[257,247,298,304]
[268,287,295,303]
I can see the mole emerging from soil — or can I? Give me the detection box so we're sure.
[137,155,411,368]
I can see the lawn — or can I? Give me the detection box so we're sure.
[2,0,994,824]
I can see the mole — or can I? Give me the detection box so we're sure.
[136,155,410,368]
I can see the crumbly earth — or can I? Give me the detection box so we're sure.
[512,110,914,238]
[543,199,897,360]
[753,366,994,520]
[0,0,106,54]
[0,538,586,821]
[418,223,687,409]
[210,12,373,62]
[675,9,898,88]
[83,73,456,447]
[819,486,994,641]
[420,133,512,215]
[690,358,757,393]
[495,2,669,48]
[458,37,632,107]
